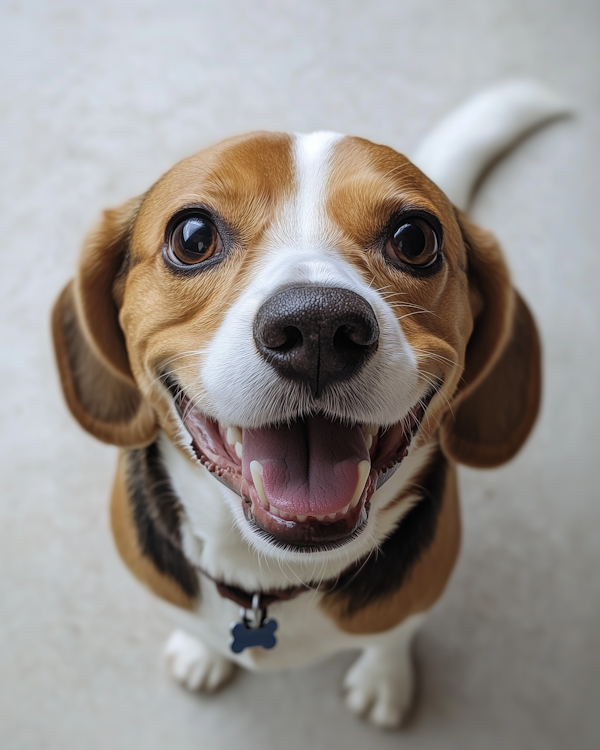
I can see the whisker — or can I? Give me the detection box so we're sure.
[412,348,458,367]
[396,309,436,321]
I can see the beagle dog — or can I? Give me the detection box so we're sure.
[52,83,561,727]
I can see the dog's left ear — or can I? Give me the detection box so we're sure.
[441,212,541,468]
[52,196,158,447]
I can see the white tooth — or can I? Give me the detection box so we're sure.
[351,460,371,508]
[249,461,268,508]
[270,504,280,518]
[341,504,350,516]
[297,515,307,523]
[280,510,290,521]
[315,515,326,521]
[328,513,336,520]
[234,442,243,459]
[365,434,373,451]
[226,426,242,447]
[361,423,377,439]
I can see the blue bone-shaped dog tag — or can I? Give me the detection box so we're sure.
[229,615,278,653]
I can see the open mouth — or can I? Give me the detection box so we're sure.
[167,381,436,552]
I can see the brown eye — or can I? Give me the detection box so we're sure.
[386,217,440,267]
[169,215,222,265]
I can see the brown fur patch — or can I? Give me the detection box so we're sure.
[321,462,460,634]
[442,290,542,467]
[78,195,144,380]
[438,212,541,466]
[52,281,157,447]
[110,452,196,610]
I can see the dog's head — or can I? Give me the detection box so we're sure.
[53,131,540,555]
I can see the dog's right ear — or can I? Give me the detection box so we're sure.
[440,212,541,467]
[52,197,158,447]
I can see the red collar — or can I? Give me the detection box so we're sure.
[197,566,308,609]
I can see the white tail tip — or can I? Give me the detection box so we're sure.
[412,80,571,211]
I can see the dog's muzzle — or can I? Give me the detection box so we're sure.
[168,285,436,552]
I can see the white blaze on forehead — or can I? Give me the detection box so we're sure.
[271,131,344,251]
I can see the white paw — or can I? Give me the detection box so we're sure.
[343,648,415,728]
[164,629,236,693]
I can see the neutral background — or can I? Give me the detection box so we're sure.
[0,1,598,748]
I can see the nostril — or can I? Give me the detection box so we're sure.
[333,325,369,354]
[256,322,303,352]
[334,319,378,349]
[273,326,303,353]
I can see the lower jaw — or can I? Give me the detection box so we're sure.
[241,493,370,552]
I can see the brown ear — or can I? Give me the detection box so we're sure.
[441,213,542,468]
[52,197,157,447]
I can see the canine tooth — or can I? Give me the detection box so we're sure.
[365,433,373,451]
[361,423,377,438]
[234,442,243,459]
[270,505,280,518]
[249,461,268,509]
[297,515,307,523]
[350,460,371,508]
[226,426,242,447]
[315,515,326,521]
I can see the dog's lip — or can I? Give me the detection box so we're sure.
[165,377,437,550]
[241,494,371,552]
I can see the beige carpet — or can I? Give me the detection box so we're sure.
[0,1,598,748]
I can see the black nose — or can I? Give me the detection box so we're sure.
[253,285,379,396]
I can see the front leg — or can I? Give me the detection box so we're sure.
[343,613,425,728]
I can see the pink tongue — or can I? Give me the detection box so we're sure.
[242,416,369,515]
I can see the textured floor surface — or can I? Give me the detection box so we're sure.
[1,1,599,749]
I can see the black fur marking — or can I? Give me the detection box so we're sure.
[327,449,448,614]
[126,442,199,599]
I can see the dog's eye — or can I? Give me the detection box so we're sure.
[386,217,439,267]
[169,216,222,265]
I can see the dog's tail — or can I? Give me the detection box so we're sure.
[412,80,569,211]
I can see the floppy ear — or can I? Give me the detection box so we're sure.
[52,197,158,447]
[441,212,541,468]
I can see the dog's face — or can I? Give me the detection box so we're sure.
[53,131,540,562]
